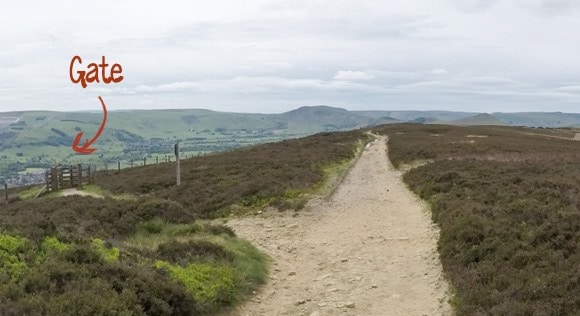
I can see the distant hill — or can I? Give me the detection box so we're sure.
[355,110,474,122]
[450,113,507,126]
[279,106,399,132]
[492,112,580,127]
[1,105,579,185]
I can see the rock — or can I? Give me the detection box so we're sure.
[317,302,328,307]
[371,284,378,288]
[296,299,307,305]
[315,274,330,281]
[346,301,355,308]
[354,276,363,281]
[340,258,348,262]
[288,271,296,276]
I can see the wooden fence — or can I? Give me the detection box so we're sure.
[45,164,93,192]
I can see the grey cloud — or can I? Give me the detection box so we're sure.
[449,0,500,13]
[516,0,579,16]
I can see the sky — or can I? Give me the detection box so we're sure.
[1,0,580,114]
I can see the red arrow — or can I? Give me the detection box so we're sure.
[71,96,108,155]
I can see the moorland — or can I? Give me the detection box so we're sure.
[0,130,366,314]
[0,122,578,314]
[376,124,579,314]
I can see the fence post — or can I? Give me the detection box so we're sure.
[175,142,181,186]
[77,164,83,189]
[118,161,121,172]
[130,160,133,168]
[144,157,147,166]
[3,183,7,202]
[157,156,159,164]
[87,165,92,184]
[51,167,59,191]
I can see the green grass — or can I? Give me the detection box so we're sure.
[17,185,45,200]
[376,124,580,315]
[127,221,268,313]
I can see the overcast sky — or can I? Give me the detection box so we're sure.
[1,0,580,113]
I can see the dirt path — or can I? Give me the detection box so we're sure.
[226,136,451,316]
[60,188,102,198]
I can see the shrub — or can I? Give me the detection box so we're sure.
[91,238,120,262]
[154,260,236,311]
[203,223,236,237]
[0,234,30,282]
[156,240,235,265]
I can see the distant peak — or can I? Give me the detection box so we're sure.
[284,105,348,115]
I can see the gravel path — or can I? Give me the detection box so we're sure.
[226,136,452,316]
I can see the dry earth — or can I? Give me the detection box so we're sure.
[225,136,452,316]
[60,188,102,198]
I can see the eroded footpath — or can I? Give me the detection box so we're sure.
[226,136,452,316]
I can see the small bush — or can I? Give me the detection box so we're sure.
[154,260,236,311]
[135,199,195,223]
[137,218,166,235]
[203,223,236,237]
[156,240,235,265]
[91,238,120,262]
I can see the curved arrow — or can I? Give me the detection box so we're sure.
[71,96,108,154]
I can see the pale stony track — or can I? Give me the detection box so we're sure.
[226,136,452,316]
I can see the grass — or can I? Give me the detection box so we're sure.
[375,124,580,315]
[76,184,135,200]
[16,185,45,200]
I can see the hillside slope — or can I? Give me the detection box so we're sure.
[450,113,507,126]
[0,130,368,315]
